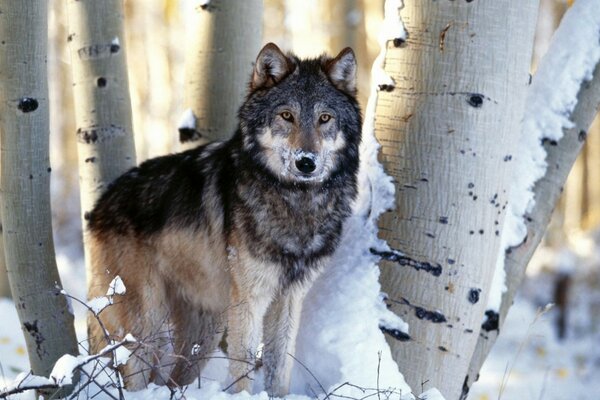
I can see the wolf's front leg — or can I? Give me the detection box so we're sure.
[226,262,278,393]
[262,278,316,397]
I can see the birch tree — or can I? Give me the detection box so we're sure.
[372,2,539,399]
[464,1,600,395]
[0,1,78,396]
[0,226,9,298]
[66,0,136,287]
[179,0,263,148]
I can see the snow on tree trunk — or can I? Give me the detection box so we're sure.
[66,0,137,288]
[373,1,538,399]
[179,0,263,148]
[0,1,79,397]
[464,1,600,395]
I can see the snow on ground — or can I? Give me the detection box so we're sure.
[468,239,600,400]
[3,250,600,400]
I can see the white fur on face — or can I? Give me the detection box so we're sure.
[256,127,347,183]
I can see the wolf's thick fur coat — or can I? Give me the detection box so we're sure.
[87,43,361,396]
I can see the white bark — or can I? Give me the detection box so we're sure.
[463,37,600,400]
[66,0,137,288]
[374,2,539,399]
[0,224,10,298]
[180,0,263,148]
[0,1,79,397]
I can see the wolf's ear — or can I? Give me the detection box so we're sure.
[252,43,294,90]
[325,47,357,96]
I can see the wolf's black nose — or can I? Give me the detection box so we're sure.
[295,157,316,174]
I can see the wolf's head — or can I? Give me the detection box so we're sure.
[238,43,361,185]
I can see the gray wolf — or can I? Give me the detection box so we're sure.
[86,42,361,396]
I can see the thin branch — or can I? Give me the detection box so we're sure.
[0,337,134,399]
[287,352,329,399]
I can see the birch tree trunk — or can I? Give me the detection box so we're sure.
[0,225,10,298]
[180,0,263,148]
[374,2,538,399]
[0,1,79,396]
[66,0,136,288]
[463,51,600,400]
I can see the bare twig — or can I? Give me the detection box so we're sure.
[288,352,329,399]
[0,337,134,399]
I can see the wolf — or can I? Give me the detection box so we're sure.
[86,43,361,396]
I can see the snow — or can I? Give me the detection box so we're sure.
[113,343,132,367]
[178,108,197,131]
[106,275,126,296]
[50,354,82,386]
[0,372,54,397]
[419,388,445,400]
[489,0,600,312]
[87,296,112,315]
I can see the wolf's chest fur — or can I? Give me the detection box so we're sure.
[234,164,354,285]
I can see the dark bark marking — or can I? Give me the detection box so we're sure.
[370,248,443,276]
[179,127,202,143]
[415,306,447,323]
[466,94,484,108]
[23,320,46,358]
[388,297,447,323]
[78,42,120,60]
[380,325,411,341]
[481,310,500,332]
[439,22,452,52]
[18,97,38,113]
[77,125,126,144]
[438,216,449,224]
[460,375,470,400]
[468,288,481,304]
[541,138,558,146]
[378,83,395,92]
[393,37,406,47]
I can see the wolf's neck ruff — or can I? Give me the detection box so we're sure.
[233,142,357,287]
[86,43,362,396]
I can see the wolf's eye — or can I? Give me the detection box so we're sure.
[280,111,294,122]
[319,113,332,124]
